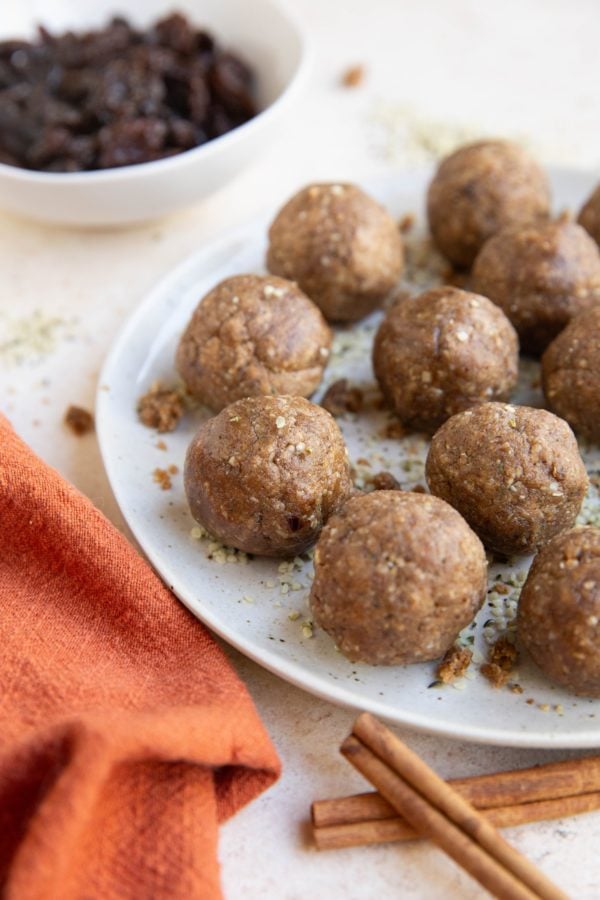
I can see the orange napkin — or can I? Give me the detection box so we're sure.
[0,413,280,900]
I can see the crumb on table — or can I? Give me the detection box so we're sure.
[480,636,519,688]
[341,64,365,88]
[64,405,94,436]
[321,379,364,416]
[437,644,473,684]
[137,381,185,433]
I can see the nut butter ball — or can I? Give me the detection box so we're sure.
[518,527,600,697]
[471,219,600,354]
[266,183,404,322]
[184,395,353,557]
[373,286,519,433]
[176,274,332,412]
[426,403,588,557]
[427,140,550,268]
[542,306,600,442]
[578,182,600,247]
[309,491,487,665]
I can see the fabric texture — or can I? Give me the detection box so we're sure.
[0,414,280,900]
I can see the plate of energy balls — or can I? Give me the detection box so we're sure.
[97,140,600,747]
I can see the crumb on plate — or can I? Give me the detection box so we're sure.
[398,212,415,234]
[437,644,473,684]
[368,471,402,491]
[480,635,519,688]
[321,378,364,416]
[138,381,185,433]
[381,419,406,440]
[153,467,173,490]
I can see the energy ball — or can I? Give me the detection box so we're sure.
[373,286,519,433]
[175,274,332,412]
[309,491,487,665]
[471,219,600,355]
[426,403,588,557]
[427,140,550,268]
[542,306,600,442]
[184,395,353,557]
[578,182,600,247]
[266,183,404,322]
[518,527,600,697]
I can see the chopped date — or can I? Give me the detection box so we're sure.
[98,118,168,168]
[153,13,197,56]
[0,13,257,173]
[209,53,256,116]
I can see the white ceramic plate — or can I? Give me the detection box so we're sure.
[97,168,600,748]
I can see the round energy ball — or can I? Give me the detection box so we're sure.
[175,274,332,412]
[542,306,600,442]
[266,182,404,322]
[518,527,600,697]
[471,218,600,355]
[578,182,600,247]
[427,140,550,268]
[373,286,519,433]
[184,395,353,557]
[309,491,487,665]
[426,403,588,557]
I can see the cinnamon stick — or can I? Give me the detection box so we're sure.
[312,754,600,828]
[345,712,570,900]
[313,790,600,851]
[342,734,541,900]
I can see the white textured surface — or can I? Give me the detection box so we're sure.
[1,1,599,897]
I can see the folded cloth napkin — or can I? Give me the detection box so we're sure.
[0,413,280,900]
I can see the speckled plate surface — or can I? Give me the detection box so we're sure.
[97,168,600,748]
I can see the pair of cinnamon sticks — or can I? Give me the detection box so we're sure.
[311,713,599,899]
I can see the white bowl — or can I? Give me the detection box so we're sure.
[0,0,309,225]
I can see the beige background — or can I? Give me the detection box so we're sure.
[1,1,599,896]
